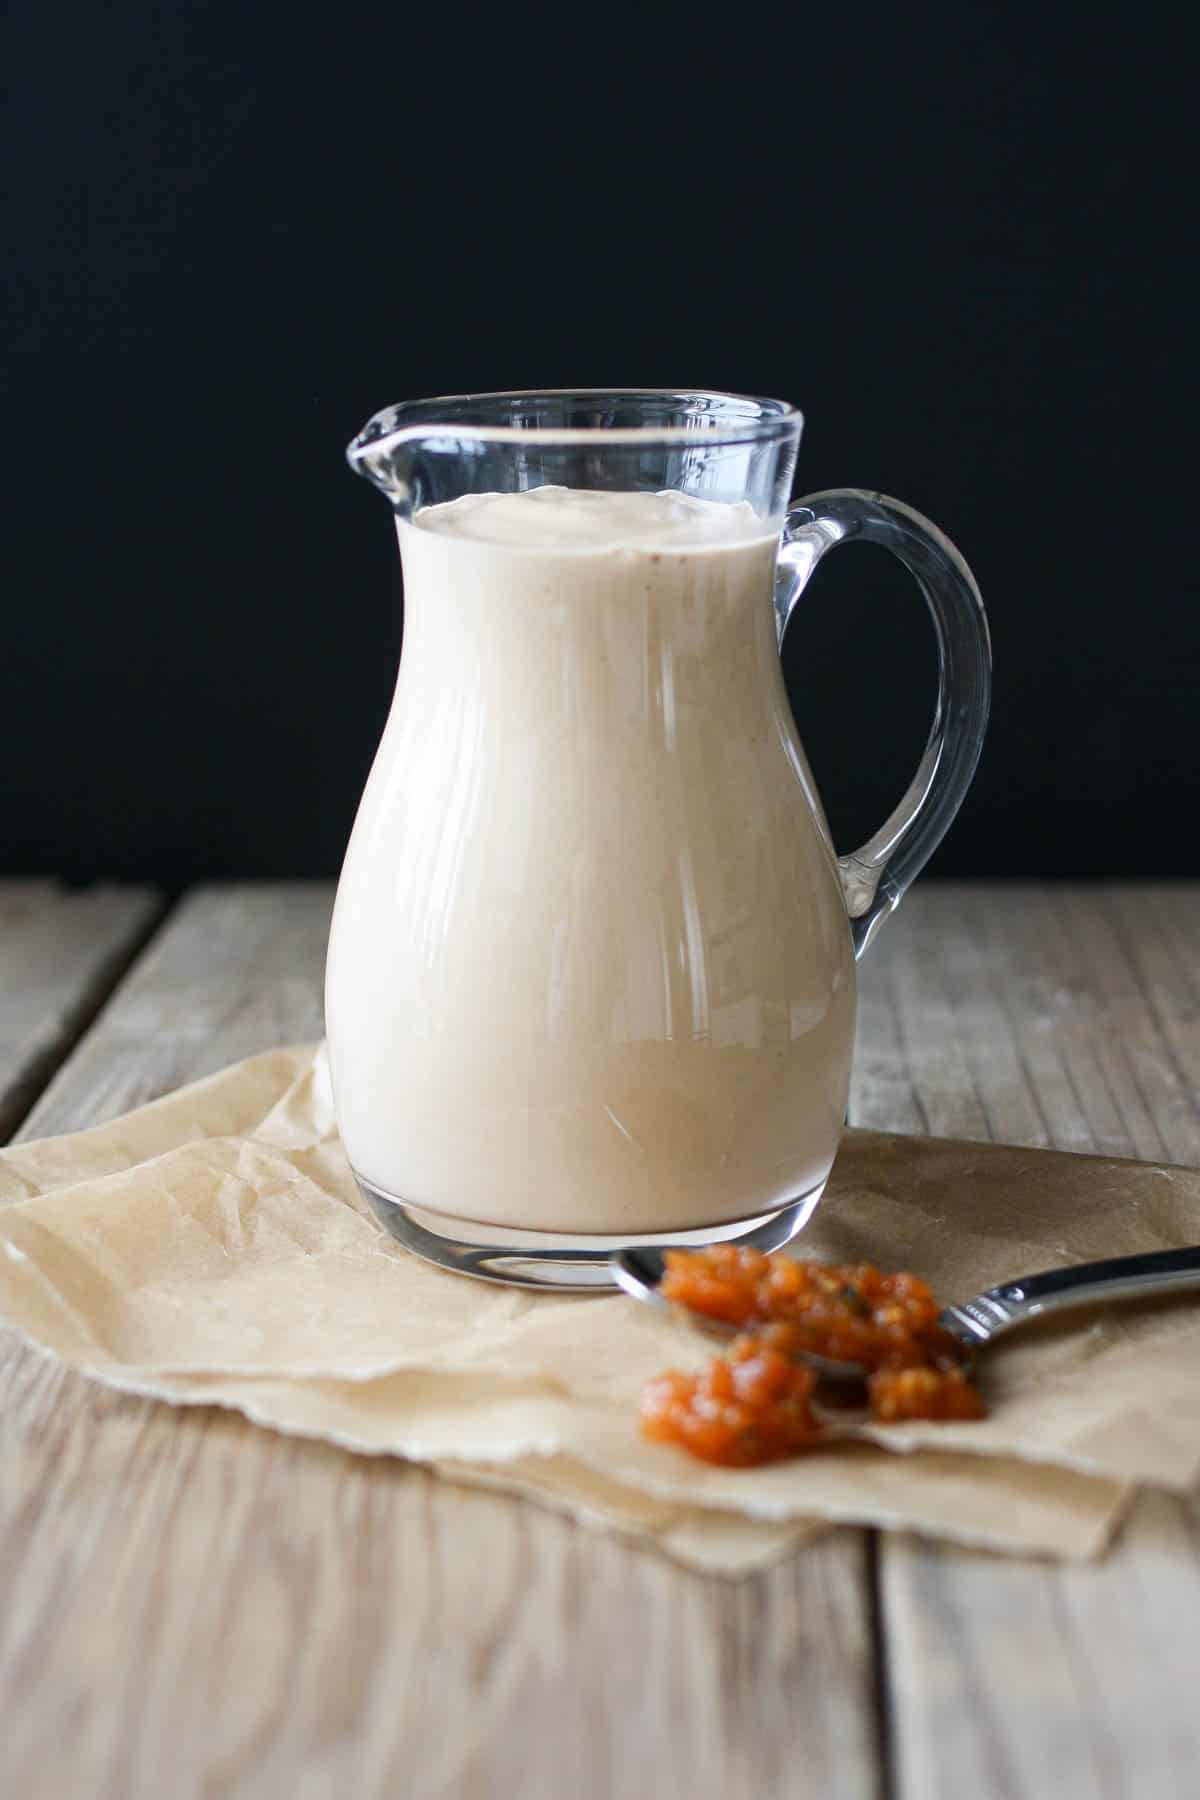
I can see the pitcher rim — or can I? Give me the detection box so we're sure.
[347,388,803,460]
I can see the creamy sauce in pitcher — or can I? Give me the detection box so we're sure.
[325,488,856,1233]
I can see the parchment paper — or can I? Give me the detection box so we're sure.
[4,1043,1197,1567]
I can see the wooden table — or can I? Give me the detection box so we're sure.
[2,881,1198,1798]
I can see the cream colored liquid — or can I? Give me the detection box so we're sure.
[325,488,856,1233]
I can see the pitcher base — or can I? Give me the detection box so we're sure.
[355,1176,826,1291]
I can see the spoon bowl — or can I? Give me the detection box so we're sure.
[610,1242,1200,1383]
[610,1245,874,1382]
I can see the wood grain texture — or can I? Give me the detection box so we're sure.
[855,884,1200,1799]
[0,1359,877,1800]
[0,883,879,1800]
[0,880,162,1140]
[16,881,333,1140]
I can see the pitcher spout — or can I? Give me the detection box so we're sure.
[346,403,427,515]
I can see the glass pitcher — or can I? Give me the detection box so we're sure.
[327,390,990,1288]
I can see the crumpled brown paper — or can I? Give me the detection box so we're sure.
[2,1043,1198,1568]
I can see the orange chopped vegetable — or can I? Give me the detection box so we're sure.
[868,1364,985,1421]
[640,1336,821,1466]
[642,1247,985,1465]
[660,1245,954,1371]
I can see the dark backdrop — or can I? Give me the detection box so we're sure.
[4,0,1193,882]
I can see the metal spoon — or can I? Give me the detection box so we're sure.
[610,1243,1200,1387]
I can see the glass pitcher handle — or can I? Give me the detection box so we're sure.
[777,489,992,958]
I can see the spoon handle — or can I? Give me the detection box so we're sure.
[940,1246,1200,1348]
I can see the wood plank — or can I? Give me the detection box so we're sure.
[0,880,162,1141]
[0,883,880,1800]
[0,1370,877,1800]
[16,881,334,1140]
[857,885,1200,1799]
[883,1486,1200,1799]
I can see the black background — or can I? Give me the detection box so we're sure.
[4,0,1194,883]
